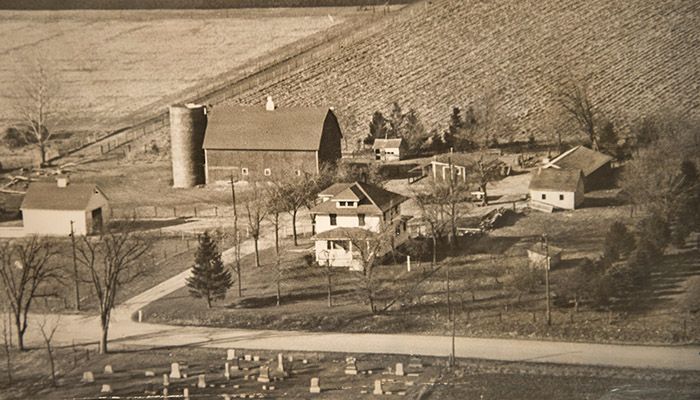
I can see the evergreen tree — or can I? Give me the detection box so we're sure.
[367,111,389,143]
[186,231,232,308]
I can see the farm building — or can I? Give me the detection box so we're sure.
[529,168,584,210]
[527,242,563,269]
[310,181,409,270]
[412,152,511,182]
[20,177,110,236]
[372,138,407,161]
[202,98,342,183]
[544,145,614,191]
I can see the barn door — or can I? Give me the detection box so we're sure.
[91,208,103,233]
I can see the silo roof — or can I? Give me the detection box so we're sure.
[203,105,336,151]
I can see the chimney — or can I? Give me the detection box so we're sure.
[57,176,69,188]
[265,96,275,111]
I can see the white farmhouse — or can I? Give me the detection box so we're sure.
[310,181,409,270]
[528,168,584,210]
[20,177,110,236]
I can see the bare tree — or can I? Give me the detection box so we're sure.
[556,77,599,150]
[414,183,450,267]
[470,156,503,206]
[274,175,317,246]
[10,59,62,167]
[38,315,60,387]
[244,182,268,268]
[76,227,152,354]
[0,237,60,350]
[1,300,12,385]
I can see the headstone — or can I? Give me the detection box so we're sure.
[245,354,252,361]
[257,366,270,383]
[222,395,232,400]
[277,353,285,373]
[145,370,155,377]
[227,349,237,360]
[287,355,293,363]
[302,359,308,364]
[224,362,231,380]
[104,364,113,374]
[253,355,260,362]
[183,388,190,400]
[197,374,207,388]
[344,357,358,375]
[162,388,168,399]
[169,362,182,379]
[373,380,383,395]
[163,374,170,387]
[309,377,321,393]
[81,371,94,383]
[100,384,112,394]
[395,363,405,376]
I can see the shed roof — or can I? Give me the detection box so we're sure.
[203,105,337,151]
[21,182,107,211]
[373,138,403,149]
[548,145,613,176]
[529,168,583,192]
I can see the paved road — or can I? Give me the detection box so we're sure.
[16,230,700,373]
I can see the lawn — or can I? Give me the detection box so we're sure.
[1,344,697,400]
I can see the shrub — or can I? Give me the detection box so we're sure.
[602,222,635,262]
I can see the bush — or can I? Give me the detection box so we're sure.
[3,127,28,148]
[637,212,670,250]
[602,222,635,262]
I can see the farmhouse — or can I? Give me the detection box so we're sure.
[20,177,110,236]
[202,98,342,183]
[529,168,584,210]
[310,181,409,270]
[372,138,407,161]
[544,145,614,191]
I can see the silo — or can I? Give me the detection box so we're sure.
[169,104,207,188]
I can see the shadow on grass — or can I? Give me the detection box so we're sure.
[230,289,355,309]
[109,217,191,232]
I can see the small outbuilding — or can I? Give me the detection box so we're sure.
[372,138,406,161]
[527,242,562,269]
[20,177,110,236]
[529,168,584,210]
[545,145,614,191]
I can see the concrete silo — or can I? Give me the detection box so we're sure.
[169,104,207,188]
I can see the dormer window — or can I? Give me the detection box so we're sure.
[336,201,356,208]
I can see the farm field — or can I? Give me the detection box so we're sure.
[3,345,698,400]
[0,7,362,140]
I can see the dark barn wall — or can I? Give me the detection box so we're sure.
[206,149,317,182]
[317,112,342,167]
[584,162,615,192]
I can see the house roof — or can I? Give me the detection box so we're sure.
[314,227,378,240]
[310,181,407,215]
[547,145,613,176]
[529,168,583,192]
[318,183,349,197]
[21,182,107,211]
[203,105,337,151]
[373,138,403,149]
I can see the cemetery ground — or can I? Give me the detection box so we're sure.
[142,189,700,345]
[1,344,698,400]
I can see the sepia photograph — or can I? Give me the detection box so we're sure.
[0,0,698,398]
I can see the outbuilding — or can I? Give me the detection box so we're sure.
[529,168,584,210]
[20,177,110,236]
[372,138,406,161]
[545,145,614,191]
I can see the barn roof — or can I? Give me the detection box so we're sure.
[547,145,613,176]
[529,168,583,192]
[372,138,403,149]
[310,181,407,215]
[203,105,337,151]
[21,182,107,211]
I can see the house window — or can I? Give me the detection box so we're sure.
[241,168,249,176]
[339,201,346,206]
[327,240,332,250]
[541,194,546,200]
[330,214,337,226]
[264,168,271,176]
[559,194,564,201]
[395,224,401,236]
[358,214,365,226]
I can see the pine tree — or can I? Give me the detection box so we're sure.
[186,232,232,308]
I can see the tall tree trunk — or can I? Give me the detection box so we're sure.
[14,313,25,351]
[254,237,260,267]
[236,263,242,297]
[481,184,488,206]
[292,211,298,246]
[44,339,56,386]
[274,214,280,258]
[99,313,110,354]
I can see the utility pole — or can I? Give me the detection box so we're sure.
[70,220,80,311]
[231,175,242,297]
[447,156,455,368]
[542,234,551,326]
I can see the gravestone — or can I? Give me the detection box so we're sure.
[373,380,383,395]
[227,349,237,360]
[344,357,358,375]
[81,371,94,383]
[244,354,252,361]
[163,374,170,387]
[104,365,113,374]
[183,388,190,400]
[257,366,270,383]
[309,377,321,393]
[222,395,231,400]
[224,362,231,380]
[395,363,405,376]
[169,362,182,379]
[197,374,206,388]
[277,353,285,373]
[100,384,112,394]
[253,355,260,362]
[145,370,155,377]
[162,388,168,399]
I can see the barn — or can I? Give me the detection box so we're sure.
[20,177,110,236]
[529,168,584,210]
[545,145,614,191]
[202,99,342,183]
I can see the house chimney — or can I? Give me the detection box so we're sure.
[56,176,69,188]
[265,96,275,111]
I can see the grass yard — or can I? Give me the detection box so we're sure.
[1,344,697,400]
[0,7,361,137]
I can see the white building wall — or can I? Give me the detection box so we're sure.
[315,214,382,234]
[22,209,89,236]
[529,189,577,210]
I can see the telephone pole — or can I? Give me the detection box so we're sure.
[70,220,80,311]
[230,175,242,297]
[542,234,551,326]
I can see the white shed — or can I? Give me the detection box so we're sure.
[20,177,110,236]
[528,168,584,210]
